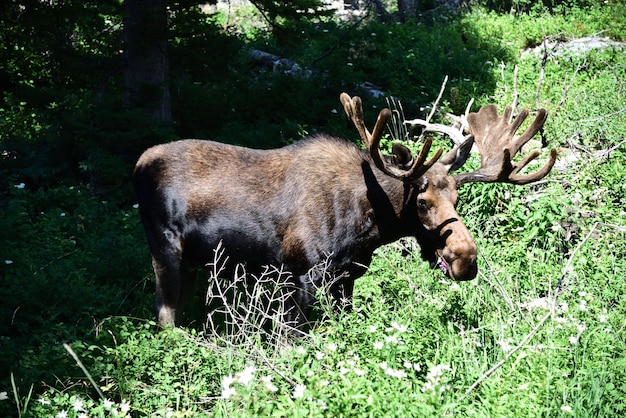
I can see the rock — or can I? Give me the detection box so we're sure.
[523,36,626,57]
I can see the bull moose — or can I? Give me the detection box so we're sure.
[133,93,557,332]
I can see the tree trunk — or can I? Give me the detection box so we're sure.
[397,0,417,22]
[123,0,171,123]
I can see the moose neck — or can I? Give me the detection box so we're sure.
[361,160,419,244]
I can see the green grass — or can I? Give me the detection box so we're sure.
[2,2,626,417]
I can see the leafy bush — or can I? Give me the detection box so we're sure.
[0,183,152,411]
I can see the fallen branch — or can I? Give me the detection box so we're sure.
[402,76,473,145]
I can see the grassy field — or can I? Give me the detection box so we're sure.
[2,2,625,417]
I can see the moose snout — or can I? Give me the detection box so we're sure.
[433,217,478,281]
[439,238,478,281]
[443,251,478,281]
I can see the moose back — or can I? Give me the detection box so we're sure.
[133,93,556,332]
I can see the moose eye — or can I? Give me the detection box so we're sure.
[417,199,428,210]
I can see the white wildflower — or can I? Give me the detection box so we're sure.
[295,346,307,356]
[221,386,236,399]
[422,381,435,392]
[222,374,235,388]
[293,384,306,399]
[0,392,7,401]
[379,361,388,370]
[422,364,452,393]
[384,367,407,379]
[391,322,409,332]
[317,399,328,410]
[72,398,84,411]
[237,366,256,386]
[4,260,13,265]
[326,343,338,352]
[385,334,399,344]
[368,325,377,333]
[14,183,26,189]
[560,405,573,413]
[315,351,324,360]
[569,335,579,345]
[120,400,130,413]
[521,297,553,311]
[428,364,451,378]
[373,341,384,350]
[261,375,278,393]
[598,312,608,323]
[497,338,513,352]
[57,411,68,418]
[354,368,367,376]
[221,374,236,399]
[38,398,51,405]
[389,321,408,333]
[103,399,114,409]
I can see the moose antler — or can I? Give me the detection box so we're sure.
[340,93,443,182]
[454,105,557,186]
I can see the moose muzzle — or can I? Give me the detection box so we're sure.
[436,218,478,281]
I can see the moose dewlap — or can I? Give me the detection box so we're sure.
[132,93,556,333]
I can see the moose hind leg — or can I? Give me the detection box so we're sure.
[177,256,198,316]
[153,253,198,327]
[152,254,184,327]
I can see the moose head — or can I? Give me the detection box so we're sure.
[133,92,557,334]
[340,93,557,283]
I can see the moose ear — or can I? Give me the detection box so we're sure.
[440,135,474,174]
[416,176,428,193]
[391,142,414,168]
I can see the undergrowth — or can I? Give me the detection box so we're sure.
[2,2,626,416]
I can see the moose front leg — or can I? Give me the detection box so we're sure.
[281,269,356,336]
[282,274,317,337]
[329,276,355,312]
